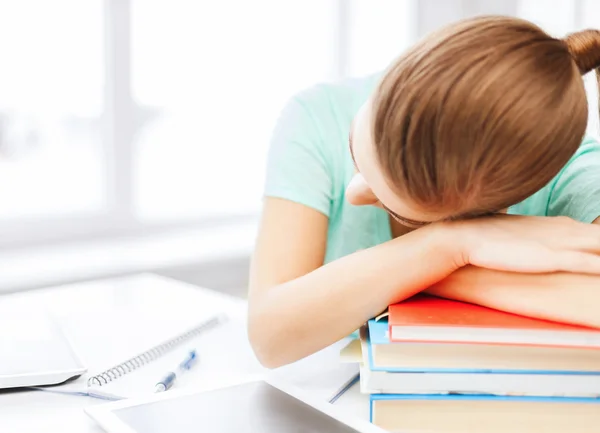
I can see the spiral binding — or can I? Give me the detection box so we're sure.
[87,314,225,387]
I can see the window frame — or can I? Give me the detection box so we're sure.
[0,0,262,249]
[0,0,590,250]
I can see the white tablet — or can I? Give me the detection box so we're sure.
[0,312,86,389]
[85,376,385,433]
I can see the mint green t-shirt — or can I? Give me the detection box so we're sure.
[264,74,600,264]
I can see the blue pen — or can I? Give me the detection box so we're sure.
[154,350,198,393]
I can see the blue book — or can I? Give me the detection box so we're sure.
[366,319,600,374]
[369,393,600,432]
[360,319,600,396]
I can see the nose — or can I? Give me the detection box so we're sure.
[345,173,379,206]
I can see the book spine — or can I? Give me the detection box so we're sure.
[367,393,600,403]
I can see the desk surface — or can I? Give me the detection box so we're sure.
[0,274,366,433]
[0,380,370,433]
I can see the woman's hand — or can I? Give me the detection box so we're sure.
[452,214,600,274]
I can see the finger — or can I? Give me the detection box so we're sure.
[554,250,600,275]
[549,224,600,253]
[468,242,562,273]
[575,225,600,253]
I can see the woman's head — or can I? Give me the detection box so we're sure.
[346,16,600,228]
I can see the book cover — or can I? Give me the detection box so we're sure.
[365,319,600,374]
[388,295,600,347]
[369,393,600,425]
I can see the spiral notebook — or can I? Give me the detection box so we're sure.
[89,314,227,400]
[39,311,237,400]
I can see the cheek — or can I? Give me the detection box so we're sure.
[345,173,379,206]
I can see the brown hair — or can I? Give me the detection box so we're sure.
[372,15,600,218]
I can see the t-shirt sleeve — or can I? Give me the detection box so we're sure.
[263,94,333,217]
[547,137,600,223]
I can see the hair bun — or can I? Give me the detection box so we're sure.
[564,29,600,74]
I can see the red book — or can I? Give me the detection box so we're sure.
[388,295,600,348]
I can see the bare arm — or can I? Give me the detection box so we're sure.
[249,205,600,368]
[426,267,600,328]
[426,216,600,328]
[248,198,460,368]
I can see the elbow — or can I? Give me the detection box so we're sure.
[247,309,290,369]
[251,345,287,370]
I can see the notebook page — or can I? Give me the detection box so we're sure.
[88,314,265,399]
[49,308,222,395]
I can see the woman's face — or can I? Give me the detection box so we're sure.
[345,100,452,229]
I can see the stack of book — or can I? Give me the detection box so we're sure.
[342,295,600,432]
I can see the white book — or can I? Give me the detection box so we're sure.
[352,326,600,397]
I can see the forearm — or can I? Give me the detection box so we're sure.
[248,224,460,368]
[427,266,600,328]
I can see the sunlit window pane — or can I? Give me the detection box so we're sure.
[132,0,338,221]
[347,0,416,77]
[0,0,105,219]
[517,0,575,37]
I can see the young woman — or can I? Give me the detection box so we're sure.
[249,16,600,368]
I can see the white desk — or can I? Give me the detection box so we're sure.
[0,274,366,433]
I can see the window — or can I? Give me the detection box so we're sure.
[0,1,104,221]
[517,0,576,36]
[346,0,416,77]
[0,1,348,247]
[1,0,598,249]
[131,1,339,221]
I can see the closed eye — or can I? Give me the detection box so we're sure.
[380,203,431,227]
